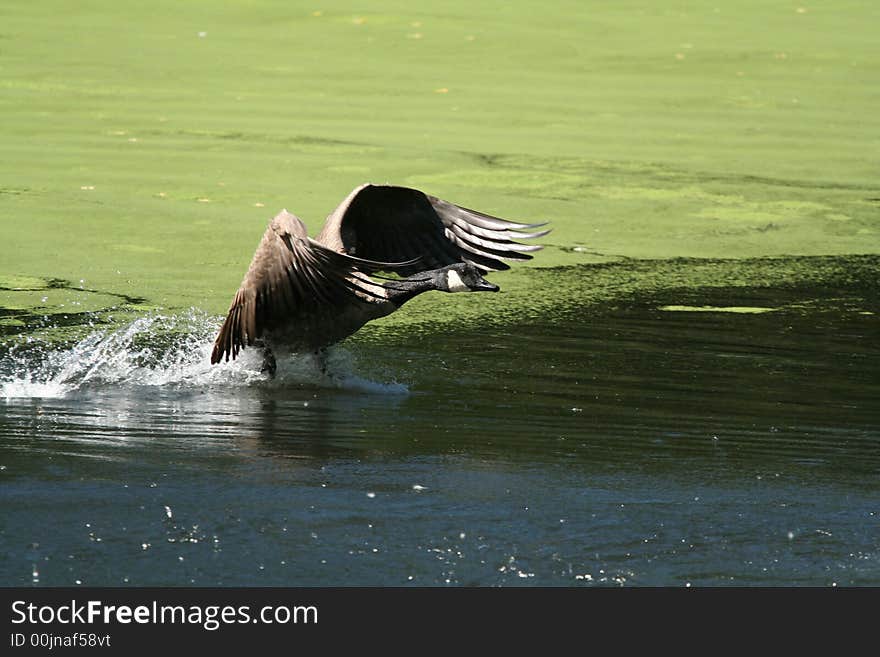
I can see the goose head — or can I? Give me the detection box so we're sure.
[439,263,500,293]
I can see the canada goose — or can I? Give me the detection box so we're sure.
[210,183,549,373]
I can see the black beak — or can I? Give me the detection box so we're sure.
[473,277,500,292]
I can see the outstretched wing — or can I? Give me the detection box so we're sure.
[316,184,550,275]
[211,210,410,364]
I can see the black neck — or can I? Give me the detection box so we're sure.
[383,271,443,307]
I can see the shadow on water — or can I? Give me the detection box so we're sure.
[0,275,149,339]
[1,256,878,586]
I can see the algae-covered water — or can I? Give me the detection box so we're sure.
[1,2,879,586]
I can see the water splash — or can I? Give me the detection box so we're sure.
[0,310,408,399]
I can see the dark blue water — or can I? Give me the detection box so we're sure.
[2,262,879,586]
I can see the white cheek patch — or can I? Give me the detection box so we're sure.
[445,270,470,293]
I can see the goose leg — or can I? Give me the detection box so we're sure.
[260,345,277,378]
[315,347,328,376]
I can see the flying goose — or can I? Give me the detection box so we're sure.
[210,183,549,373]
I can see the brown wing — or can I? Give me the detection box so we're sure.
[211,210,408,364]
[316,184,550,275]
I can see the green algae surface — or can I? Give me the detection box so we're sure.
[1,1,878,335]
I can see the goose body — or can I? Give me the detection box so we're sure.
[210,184,549,368]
